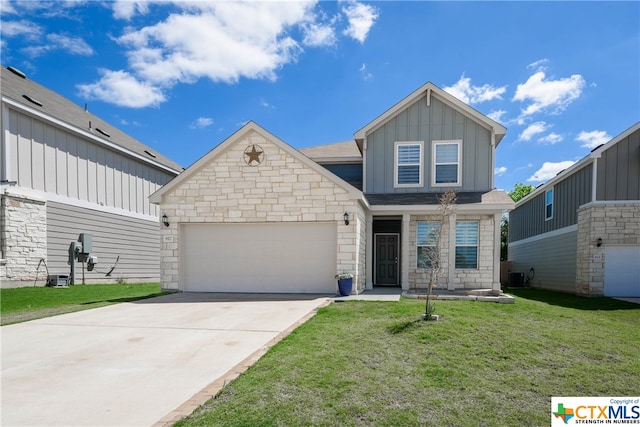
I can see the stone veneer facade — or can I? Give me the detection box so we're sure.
[408,213,497,290]
[158,131,366,293]
[576,202,640,296]
[1,192,47,286]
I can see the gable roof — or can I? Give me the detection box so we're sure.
[150,121,363,203]
[1,65,182,174]
[515,121,640,208]
[354,81,507,148]
[299,140,362,163]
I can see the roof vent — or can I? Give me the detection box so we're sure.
[144,150,157,158]
[22,94,43,107]
[95,128,111,138]
[7,66,26,79]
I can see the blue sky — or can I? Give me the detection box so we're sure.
[1,0,638,192]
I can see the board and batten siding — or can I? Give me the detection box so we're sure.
[596,127,640,201]
[509,227,578,293]
[365,95,492,194]
[5,107,173,217]
[509,163,592,243]
[46,202,160,282]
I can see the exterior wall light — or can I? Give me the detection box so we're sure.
[596,237,602,247]
[162,214,170,227]
[343,212,350,226]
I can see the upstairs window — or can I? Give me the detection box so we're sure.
[433,140,461,186]
[545,188,554,220]
[394,142,423,187]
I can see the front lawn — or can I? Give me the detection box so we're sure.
[178,290,640,427]
[0,283,166,325]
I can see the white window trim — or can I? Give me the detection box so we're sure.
[432,140,462,187]
[394,141,424,188]
[545,187,554,221]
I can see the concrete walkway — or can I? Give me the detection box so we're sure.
[1,293,330,427]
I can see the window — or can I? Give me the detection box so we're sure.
[433,140,461,186]
[417,222,440,269]
[545,188,553,220]
[455,221,478,269]
[394,142,423,187]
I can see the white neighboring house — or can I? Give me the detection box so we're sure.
[1,66,182,287]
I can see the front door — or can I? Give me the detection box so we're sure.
[375,234,399,285]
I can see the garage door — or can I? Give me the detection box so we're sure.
[181,223,337,293]
[604,245,640,297]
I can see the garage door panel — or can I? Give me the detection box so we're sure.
[604,245,640,297]
[181,223,337,293]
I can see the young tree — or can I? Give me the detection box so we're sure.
[423,189,457,320]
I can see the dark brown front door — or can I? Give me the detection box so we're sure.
[375,234,399,285]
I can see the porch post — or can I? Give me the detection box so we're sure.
[366,214,373,290]
[401,214,410,290]
[447,213,457,290]
[493,212,502,292]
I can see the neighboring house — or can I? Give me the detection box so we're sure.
[508,122,640,297]
[150,82,514,294]
[1,66,182,287]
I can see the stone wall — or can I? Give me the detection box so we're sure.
[158,130,366,292]
[408,214,496,290]
[576,202,640,296]
[1,192,47,287]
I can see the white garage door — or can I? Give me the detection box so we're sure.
[604,245,640,297]
[181,223,337,293]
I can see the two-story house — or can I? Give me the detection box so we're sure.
[509,122,640,297]
[1,65,182,287]
[150,82,514,294]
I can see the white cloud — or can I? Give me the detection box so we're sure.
[0,19,42,38]
[495,166,507,177]
[302,22,337,47]
[77,69,166,108]
[527,160,576,182]
[189,117,214,129]
[81,1,378,107]
[359,63,373,81]
[112,0,149,20]
[513,71,585,118]
[487,110,507,124]
[527,58,549,71]
[443,76,506,104]
[576,130,611,149]
[519,121,547,141]
[342,1,378,43]
[20,33,93,57]
[539,132,563,145]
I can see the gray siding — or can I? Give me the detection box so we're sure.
[5,107,173,216]
[46,202,160,282]
[509,163,592,242]
[596,127,640,201]
[365,95,492,194]
[509,228,577,293]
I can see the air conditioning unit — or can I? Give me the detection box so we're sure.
[47,275,69,288]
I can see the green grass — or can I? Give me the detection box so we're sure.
[177,289,640,427]
[0,283,166,325]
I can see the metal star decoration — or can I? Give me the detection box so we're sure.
[243,144,264,166]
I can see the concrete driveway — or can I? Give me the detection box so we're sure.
[1,292,330,427]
